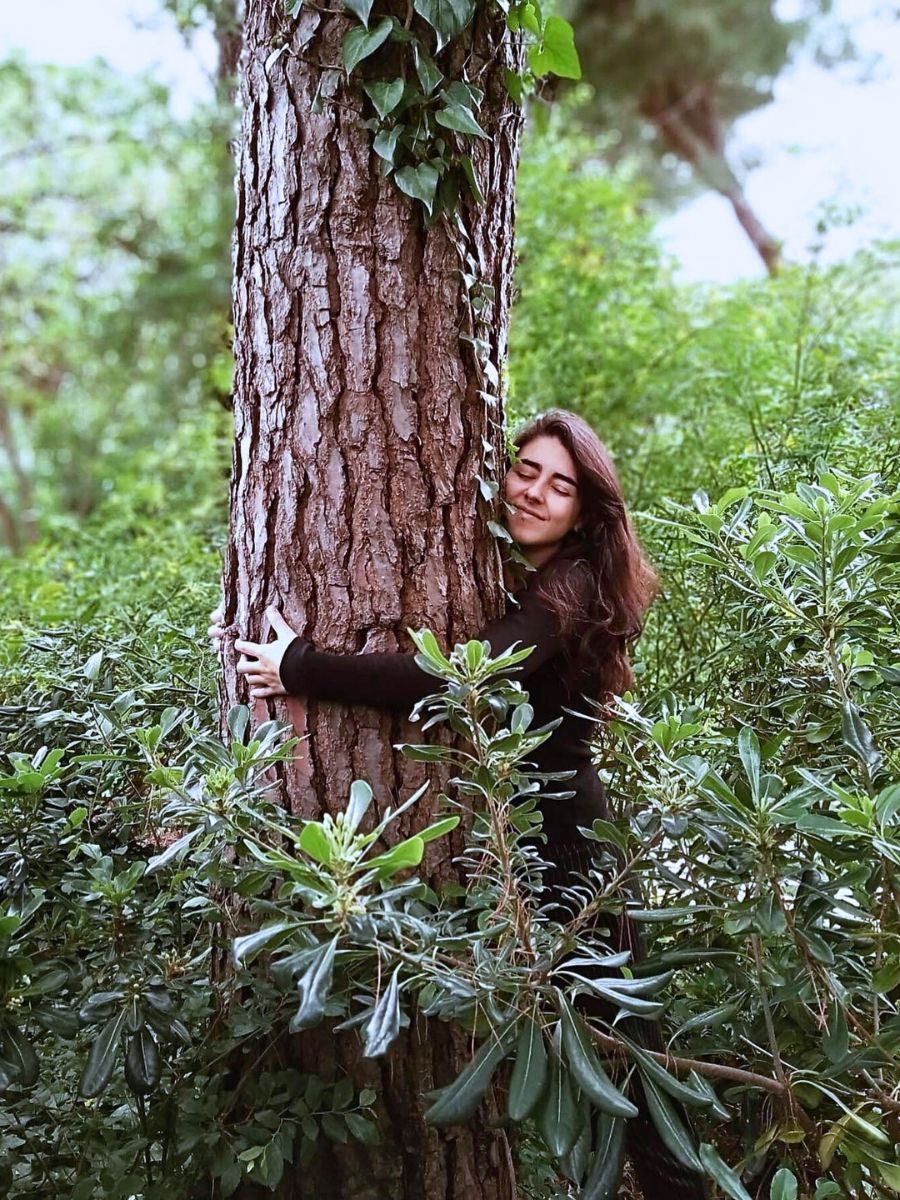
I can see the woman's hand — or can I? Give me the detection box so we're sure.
[208,599,226,652]
[234,606,299,699]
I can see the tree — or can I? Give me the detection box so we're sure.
[219,3,529,1196]
[562,0,837,274]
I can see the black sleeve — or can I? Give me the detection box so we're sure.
[279,560,586,710]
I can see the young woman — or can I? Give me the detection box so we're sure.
[213,409,705,1199]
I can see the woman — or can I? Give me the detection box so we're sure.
[213,409,704,1198]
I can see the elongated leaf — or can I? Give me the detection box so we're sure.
[699,1143,752,1200]
[558,999,638,1118]
[290,937,339,1032]
[413,0,476,50]
[1,1025,38,1087]
[823,998,849,1063]
[233,922,294,966]
[343,17,392,75]
[80,1008,127,1098]
[366,835,425,879]
[538,1033,581,1158]
[424,1021,515,1125]
[638,1070,703,1173]
[507,1016,548,1121]
[147,827,200,873]
[582,1113,626,1200]
[418,815,460,843]
[738,726,761,803]
[345,779,374,834]
[124,1026,161,1095]
[841,701,882,771]
[623,1038,719,1110]
[363,967,402,1058]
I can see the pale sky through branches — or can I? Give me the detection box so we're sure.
[2,0,899,282]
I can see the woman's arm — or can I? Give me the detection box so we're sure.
[278,561,584,710]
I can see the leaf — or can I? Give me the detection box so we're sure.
[528,16,581,80]
[233,922,294,966]
[770,1167,798,1200]
[581,1113,626,1200]
[343,0,374,26]
[363,967,402,1057]
[345,779,374,834]
[558,999,638,1118]
[823,998,849,1063]
[364,78,404,120]
[83,650,103,680]
[738,726,761,803]
[841,701,882,771]
[366,835,425,879]
[507,1016,548,1121]
[418,815,460,843]
[424,1021,515,1125]
[537,1032,581,1158]
[412,43,442,95]
[299,820,332,865]
[623,1039,720,1111]
[80,1009,127,1098]
[373,125,402,165]
[289,937,339,1032]
[412,0,476,50]
[458,155,484,205]
[343,17,392,75]
[639,1070,703,1173]
[147,827,200,873]
[395,163,441,215]
[698,1144,751,1200]
[124,1027,161,1095]
[345,1112,380,1143]
[1,1025,39,1088]
[435,104,488,139]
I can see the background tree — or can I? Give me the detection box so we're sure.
[560,0,843,273]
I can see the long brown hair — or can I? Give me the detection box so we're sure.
[512,409,658,699]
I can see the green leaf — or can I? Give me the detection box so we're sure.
[299,820,333,865]
[528,16,581,80]
[233,922,294,966]
[581,1113,625,1200]
[124,1027,161,1095]
[507,1016,548,1121]
[80,1008,127,1098]
[458,155,484,205]
[623,1039,720,1111]
[364,78,405,120]
[343,17,392,76]
[363,967,402,1057]
[841,701,882,771]
[345,779,374,834]
[537,1031,581,1158]
[373,125,402,165]
[424,1021,515,1125]
[435,104,488,139]
[366,835,425,879]
[738,726,761,802]
[558,999,638,1118]
[412,0,477,50]
[418,815,460,843]
[345,1112,380,1143]
[770,1167,798,1200]
[343,0,374,26]
[699,1143,752,1200]
[412,43,443,95]
[639,1070,703,1173]
[290,937,339,1032]
[823,998,849,1062]
[395,162,441,214]
[1,1025,39,1088]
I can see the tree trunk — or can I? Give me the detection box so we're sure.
[221,2,523,1196]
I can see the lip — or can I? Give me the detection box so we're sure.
[512,505,545,521]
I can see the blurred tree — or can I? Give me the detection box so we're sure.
[561,0,840,273]
[0,58,233,548]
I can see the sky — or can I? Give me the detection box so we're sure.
[2,0,899,282]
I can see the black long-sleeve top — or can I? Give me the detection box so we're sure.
[279,548,610,843]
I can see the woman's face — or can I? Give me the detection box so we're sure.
[503,434,582,563]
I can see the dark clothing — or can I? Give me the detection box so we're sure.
[279,549,611,844]
[278,551,705,1199]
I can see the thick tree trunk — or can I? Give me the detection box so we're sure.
[221,1,523,1196]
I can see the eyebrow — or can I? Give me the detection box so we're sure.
[518,457,579,489]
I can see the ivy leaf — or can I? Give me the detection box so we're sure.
[435,104,487,139]
[528,15,581,80]
[412,43,443,95]
[395,162,440,215]
[413,0,477,51]
[364,78,405,120]
[343,17,392,76]
[343,0,374,27]
[373,125,402,165]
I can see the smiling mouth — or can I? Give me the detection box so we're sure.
[513,505,544,521]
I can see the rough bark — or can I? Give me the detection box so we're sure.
[221,1,523,1196]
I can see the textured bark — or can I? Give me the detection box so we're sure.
[221,2,523,1196]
